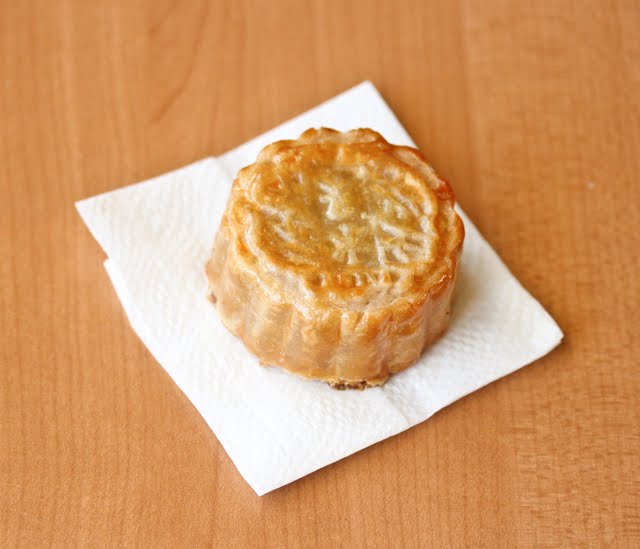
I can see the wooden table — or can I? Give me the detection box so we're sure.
[2,1,639,546]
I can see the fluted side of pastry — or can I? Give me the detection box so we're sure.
[206,128,464,388]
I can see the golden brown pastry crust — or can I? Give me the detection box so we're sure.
[206,128,464,388]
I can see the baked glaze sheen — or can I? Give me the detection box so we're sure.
[206,128,465,388]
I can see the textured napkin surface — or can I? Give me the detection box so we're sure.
[77,82,563,495]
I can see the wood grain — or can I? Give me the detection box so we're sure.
[1,0,639,546]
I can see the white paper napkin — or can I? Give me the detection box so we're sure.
[76,82,563,495]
